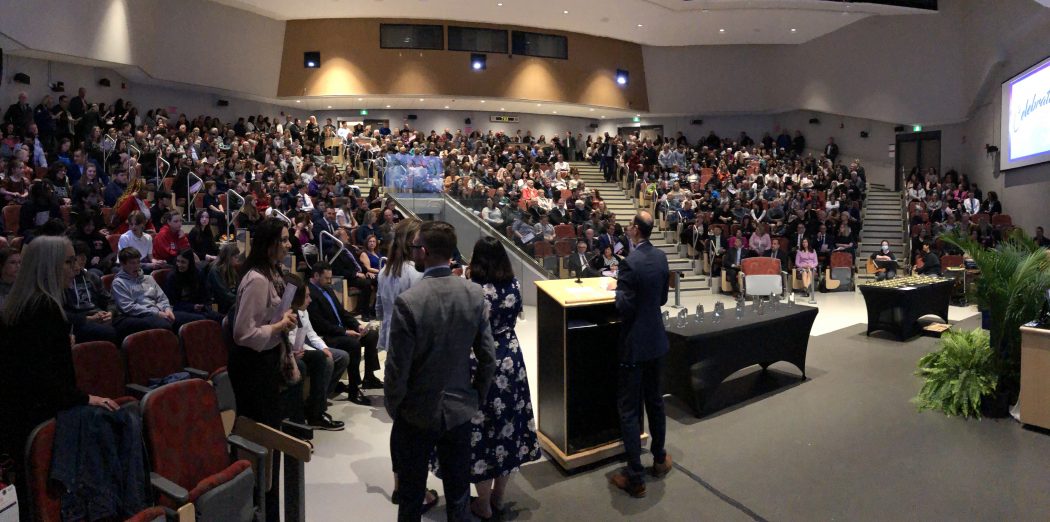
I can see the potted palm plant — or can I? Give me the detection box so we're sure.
[939,229,1050,416]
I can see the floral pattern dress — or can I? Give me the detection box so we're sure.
[433,278,541,482]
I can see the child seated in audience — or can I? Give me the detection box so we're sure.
[118,211,166,274]
[111,246,204,336]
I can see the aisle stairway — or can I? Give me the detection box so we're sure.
[857,183,904,281]
[572,162,711,294]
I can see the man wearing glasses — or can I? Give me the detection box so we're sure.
[610,211,672,498]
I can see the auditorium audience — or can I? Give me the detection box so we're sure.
[188,209,219,261]
[0,247,21,307]
[163,248,222,321]
[112,246,200,334]
[151,211,189,264]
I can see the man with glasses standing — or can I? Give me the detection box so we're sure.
[385,221,497,521]
[609,210,672,498]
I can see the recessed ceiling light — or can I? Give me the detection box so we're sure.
[500,107,505,111]
[553,110,557,114]
[637,24,643,27]
[419,98,424,101]
[536,103,542,107]
[481,100,486,103]
[357,98,363,101]
[791,28,797,32]
[563,10,569,14]
[719,28,725,33]
[635,114,640,117]
[444,106,450,109]
[601,115,606,119]
[589,108,595,111]
[327,105,332,109]
[497,1,502,5]
[296,100,301,103]
[386,105,391,108]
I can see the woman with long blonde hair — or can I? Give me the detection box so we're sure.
[113,177,152,234]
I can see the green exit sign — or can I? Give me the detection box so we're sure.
[633,116,641,123]
[912,125,922,132]
[360,109,368,116]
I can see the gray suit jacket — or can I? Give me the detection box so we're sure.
[384,266,497,431]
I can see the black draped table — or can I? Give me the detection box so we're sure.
[858,276,953,341]
[663,304,819,417]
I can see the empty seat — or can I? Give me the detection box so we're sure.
[72,340,127,400]
[180,320,229,377]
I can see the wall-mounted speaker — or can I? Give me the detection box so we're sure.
[894,125,905,132]
[860,131,869,138]
[691,119,704,125]
[98,78,111,87]
[50,81,65,92]
[465,118,471,125]
[217,99,229,107]
[808,118,820,125]
[407,114,418,120]
[13,72,30,84]
[588,123,599,129]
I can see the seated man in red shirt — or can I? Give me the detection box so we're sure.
[152,211,190,264]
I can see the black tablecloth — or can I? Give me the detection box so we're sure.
[663,304,819,417]
[859,280,953,340]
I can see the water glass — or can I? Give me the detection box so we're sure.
[676,308,689,328]
[694,304,705,324]
[662,310,671,327]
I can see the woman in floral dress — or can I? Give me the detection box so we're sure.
[464,237,541,520]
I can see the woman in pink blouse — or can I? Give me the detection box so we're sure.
[749,223,772,256]
[794,237,819,294]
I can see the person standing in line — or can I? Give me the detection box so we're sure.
[610,210,672,498]
[462,237,541,520]
[375,218,440,511]
[385,221,497,522]
[226,218,299,522]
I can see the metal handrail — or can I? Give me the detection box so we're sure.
[102,135,116,173]
[269,208,292,225]
[439,194,553,278]
[225,189,244,237]
[319,230,349,265]
[187,173,203,219]
[127,143,141,178]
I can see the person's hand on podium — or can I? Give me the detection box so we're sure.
[605,279,617,291]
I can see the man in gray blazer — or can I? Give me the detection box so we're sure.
[385,221,497,521]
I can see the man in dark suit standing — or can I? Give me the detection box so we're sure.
[610,211,672,497]
[386,221,497,521]
[306,262,378,406]
[824,137,840,163]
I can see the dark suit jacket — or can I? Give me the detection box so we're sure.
[723,247,747,269]
[615,241,670,363]
[306,282,361,338]
[565,251,595,277]
[313,219,339,249]
[385,266,496,431]
[769,250,789,272]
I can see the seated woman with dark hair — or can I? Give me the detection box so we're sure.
[66,240,119,344]
[69,213,114,276]
[164,249,222,322]
[207,242,241,313]
[188,209,219,261]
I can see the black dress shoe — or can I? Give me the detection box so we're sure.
[307,416,344,431]
[332,381,349,396]
[362,376,384,389]
[346,389,371,406]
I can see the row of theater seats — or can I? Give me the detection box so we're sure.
[23,322,313,522]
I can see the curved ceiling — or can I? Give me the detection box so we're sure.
[206,0,936,46]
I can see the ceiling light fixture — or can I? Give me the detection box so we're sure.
[327,105,332,109]
[444,106,450,109]
[791,28,797,32]
[419,98,424,101]
[386,105,391,108]
[296,100,301,103]
[637,24,643,27]
[563,10,569,14]
[719,28,725,33]
[471,53,487,71]
[615,69,629,86]
[481,100,486,103]
[497,1,502,5]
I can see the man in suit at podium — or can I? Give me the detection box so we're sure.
[385,221,497,520]
[610,210,672,498]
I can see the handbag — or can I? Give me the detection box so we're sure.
[223,279,301,387]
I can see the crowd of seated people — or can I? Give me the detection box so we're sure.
[903,167,1015,273]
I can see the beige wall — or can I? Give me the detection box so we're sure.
[276,19,648,111]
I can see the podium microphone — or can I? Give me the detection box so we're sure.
[574,268,583,284]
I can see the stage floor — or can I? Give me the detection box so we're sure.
[301,292,1050,521]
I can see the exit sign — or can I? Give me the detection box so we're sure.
[912,125,922,132]
[360,109,369,116]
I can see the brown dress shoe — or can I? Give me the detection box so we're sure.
[649,454,673,478]
[610,471,646,498]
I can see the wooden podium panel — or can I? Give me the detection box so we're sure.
[535,278,645,470]
[1020,325,1050,429]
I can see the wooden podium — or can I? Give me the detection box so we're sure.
[1020,325,1050,429]
[535,278,644,471]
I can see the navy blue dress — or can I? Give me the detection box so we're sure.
[433,279,540,481]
